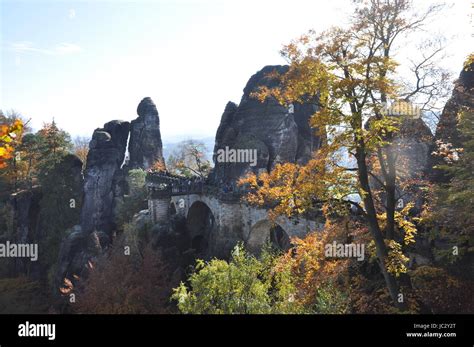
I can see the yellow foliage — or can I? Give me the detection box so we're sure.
[385,240,409,277]
[239,144,357,219]
[464,53,474,71]
[274,221,351,308]
[0,119,23,169]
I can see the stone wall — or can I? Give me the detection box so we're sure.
[168,193,323,258]
[148,198,170,224]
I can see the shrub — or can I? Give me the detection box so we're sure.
[116,169,148,228]
[0,277,50,313]
[410,266,474,313]
[74,242,175,314]
[172,244,304,314]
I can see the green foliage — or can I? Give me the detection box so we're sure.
[0,120,73,192]
[0,119,77,288]
[128,169,147,192]
[116,169,148,228]
[172,244,304,314]
[38,154,83,272]
[430,109,474,264]
[314,281,350,314]
[36,121,73,181]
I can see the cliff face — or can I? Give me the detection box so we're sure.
[80,120,130,236]
[128,97,165,170]
[8,186,42,277]
[80,97,165,235]
[395,117,434,179]
[211,65,324,185]
[8,154,83,280]
[56,98,166,294]
[429,62,474,181]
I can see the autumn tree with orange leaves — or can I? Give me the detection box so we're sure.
[240,0,449,311]
[0,119,23,170]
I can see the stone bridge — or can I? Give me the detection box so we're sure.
[146,172,323,257]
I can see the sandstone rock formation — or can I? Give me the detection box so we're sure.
[210,65,324,185]
[8,154,83,280]
[394,117,434,179]
[429,61,474,181]
[80,120,130,236]
[8,186,42,277]
[54,225,106,294]
[56,122,129,296]
[128,97,165,170]
[56,97,167,296]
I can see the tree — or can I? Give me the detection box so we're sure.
[240,0,447,310]
[429,103,474,264]
[15,133,42,189]
[70,222,177,314]
[166,140,211,178]
[116,169,148,228]
[74,245,174,314]
[0,110,31,132]
[0,117,23,170]
[35,120,72,179]
[73,136,90,170]
[38,154,83,275]
[274,224,351,313]
[172,244,304,314]
[0,111,29,195]
[0,119,24,195]
[0,120,73,192]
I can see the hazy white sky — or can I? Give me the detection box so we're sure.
[1,0,472,142]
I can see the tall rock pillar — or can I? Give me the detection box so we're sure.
[128,97,165,170]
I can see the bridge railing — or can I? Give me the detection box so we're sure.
[146,172,252,201]
[171,180,205,195]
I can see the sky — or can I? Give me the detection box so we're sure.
[1,0,472,143]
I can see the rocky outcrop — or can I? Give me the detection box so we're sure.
[429,61,474,181]
[56,122,128,297]
[80,120,130,236]
[54,225,105,294]
[362,109,434,217]
[55,98,166,299]
[128,97,165,170]
[8,154,84,280]
[210,65,324,185]
[8,186,42,277]
[394,117,434,179]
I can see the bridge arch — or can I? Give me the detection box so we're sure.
[186,201,215,256]
[246,219,291,254]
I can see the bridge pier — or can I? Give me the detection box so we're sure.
[146,173,172,225]
[148,196,170,224]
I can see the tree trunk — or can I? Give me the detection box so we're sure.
[384,145,397,240]
[356,145,407,311]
